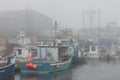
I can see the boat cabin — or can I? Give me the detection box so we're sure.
[13,47,30,58]
[89,45,99,54]
[31,43,73,62]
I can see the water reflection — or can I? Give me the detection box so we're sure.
[3,76,15,80]
[20,69,72,80]
[72,59,120,80]
[14,59,120,80]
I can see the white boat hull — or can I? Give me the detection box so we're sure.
[87,53,100,59]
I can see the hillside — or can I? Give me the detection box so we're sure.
[0,10,52,39]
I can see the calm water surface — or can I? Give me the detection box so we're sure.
[6,59,120,80]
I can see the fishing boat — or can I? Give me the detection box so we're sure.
[11,29,37,72]
[86,45,100,59]
[0,50,15,79]
[72,43,87,64]
[72,46,87,63]
[20,40,74,73]
[106,44,119,60]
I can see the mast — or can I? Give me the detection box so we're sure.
[89,10,93,34]
[26,5,31,37]
[54,21,58,39]
[98,9,101,37]
[82,10,87,53]
[87,10,95,35]
[53,0,57,39]
[82,10,85,29]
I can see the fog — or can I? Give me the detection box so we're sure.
[0,0,120,29]
[0,1,120,80]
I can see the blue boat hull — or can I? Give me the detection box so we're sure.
[20,60,72,73]
[72,56,85,63]
[0,64,15,79]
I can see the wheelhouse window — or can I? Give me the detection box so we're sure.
[91,46,96,51]
[58,47,68,56]
[31,49,38,57]
[17,49,22,55]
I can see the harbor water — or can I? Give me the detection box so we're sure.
[6,59,120,80]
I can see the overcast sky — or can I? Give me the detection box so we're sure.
[0,0,120,31]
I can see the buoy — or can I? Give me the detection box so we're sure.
[26,77,37,80]
[25,63,29,68]
[33,64,37,69]
[28,63,33,68]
